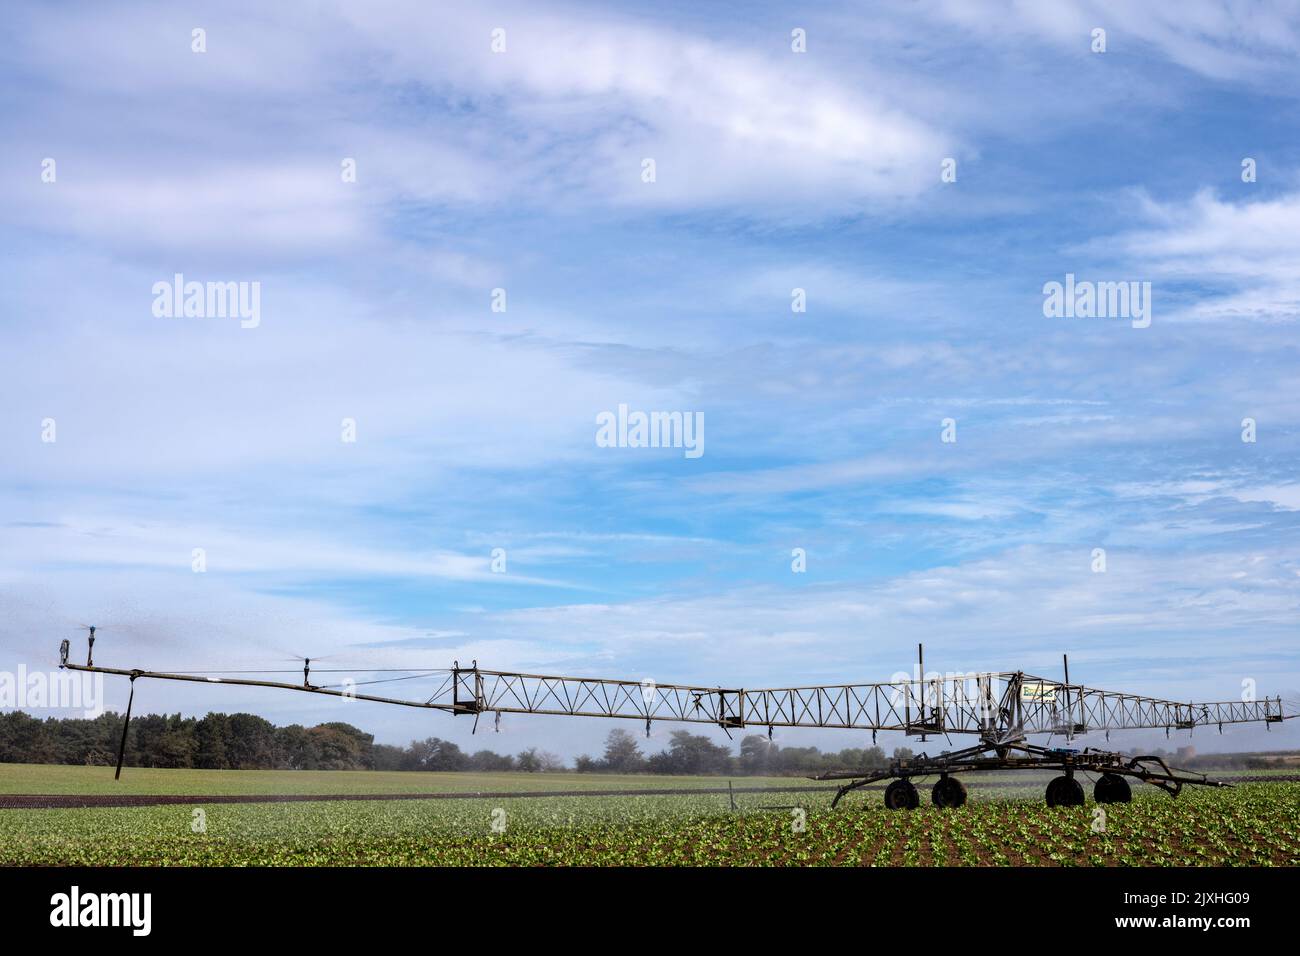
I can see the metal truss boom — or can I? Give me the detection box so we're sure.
[433,665,1285,738]
[61,647,1287,742]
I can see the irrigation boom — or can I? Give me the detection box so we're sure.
[59,635,1292,809]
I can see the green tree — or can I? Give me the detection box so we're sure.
[307,725,363,770]
[278,724,318,769]
[648,731,733,775]
[402,737,468,772]
[468,749,515,771]
[601,729,644,772]
[738,734,776,775]
[195,714,230,769]
[225,713,278,768]
[371,743,406,771]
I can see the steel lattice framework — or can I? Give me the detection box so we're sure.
[58,634,1292,801]
[64,656,1284,738]
[350,665,1287,738]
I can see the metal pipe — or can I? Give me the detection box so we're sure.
[64,663,456,712]
[114,676,136,781]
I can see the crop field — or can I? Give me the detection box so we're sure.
[0,763,813,797]
[1,763,1297,866]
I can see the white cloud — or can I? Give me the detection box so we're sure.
[1228,485,1300,511]
[924,0,1300,83]
[9,162,369,257]
[0,517,571,586]
[0,269,690,485]
[483,544,1300,698]
[335,2,953,210]
[1085,187,1300,322]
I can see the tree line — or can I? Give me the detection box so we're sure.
[0,709,914,775]
[3,710,1278,774]
[576,728,901,775]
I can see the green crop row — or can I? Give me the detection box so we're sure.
[0,781,1295,866]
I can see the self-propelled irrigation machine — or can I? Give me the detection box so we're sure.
[60,632,1292,808]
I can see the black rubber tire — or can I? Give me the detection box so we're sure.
[884,778,920,810]
[1094,772,1132,804]
[1046,774,1085,807]
[931,776,968,808]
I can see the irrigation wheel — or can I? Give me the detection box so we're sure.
[1094,772,1132,804]
[1045,774,1085,807]
[884,778,920,810]
[931,775,968,808]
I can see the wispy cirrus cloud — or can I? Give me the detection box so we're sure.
[1106,187,1300,322]
[920,0,1300,84]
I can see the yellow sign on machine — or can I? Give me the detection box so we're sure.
[1021,681,1057,702]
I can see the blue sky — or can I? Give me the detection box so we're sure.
[2,0,1298,758]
